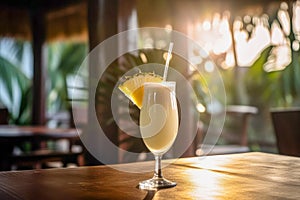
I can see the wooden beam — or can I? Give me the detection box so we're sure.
[85,0,119,165]
[30,9,46,125]
[0,0,85,12]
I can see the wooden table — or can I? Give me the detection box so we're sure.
[0,126,81,150]
[0,126,82,170]
[0,126,81,140]
[0,152,299,199]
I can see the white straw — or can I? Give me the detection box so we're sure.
[163,42,174,81]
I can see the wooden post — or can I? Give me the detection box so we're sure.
[169,1,198,158]
[86,0,119,165]
[30,9,46,125]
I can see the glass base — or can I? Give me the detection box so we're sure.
[139,177,176,190]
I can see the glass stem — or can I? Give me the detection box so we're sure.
[154,154,163,179]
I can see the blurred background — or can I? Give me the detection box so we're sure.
[1,0,300,169]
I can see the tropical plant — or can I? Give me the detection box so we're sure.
[245,32,300,106]
[47,41,87,115]
[240,2,300,149]
[0,39,87,125]
[0,38,32,124]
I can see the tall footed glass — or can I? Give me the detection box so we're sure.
[139,81,178,189]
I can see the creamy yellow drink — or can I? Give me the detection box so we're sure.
[140,82,178,155]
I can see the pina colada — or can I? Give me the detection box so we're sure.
[140,82,178,155]
[118,43,177,189]
[118,70,178,189]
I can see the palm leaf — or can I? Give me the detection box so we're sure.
[15,86,32,124]
[47,42,87,112]
[0,55,30,105]
[58,43,87,75]
[0,56,15,102]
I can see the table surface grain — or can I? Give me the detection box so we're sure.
[0,152,299,200]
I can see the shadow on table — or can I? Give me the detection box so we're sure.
[136,185,158,200]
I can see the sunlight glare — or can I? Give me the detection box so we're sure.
[188,64,196,72]
[185,169,224,199]
[203,20,211,31]
[246,24,254,32]
[156,40,167,49]
[264,45,291,72]
[139,52,147,63]
[212,13,221,29]
[276,45,291,68]
[278,10,290,36]
[190,56,203,65]
[235,20,270,66]
[188,5,294,70]
[192,15,232,55]
[213,17,232,54]
[204,61,214,72]
[233,19,243,30]
[235,29,248,41]
[292,40,300,51]
[164,24,173,33]
[223,49,235,68]
[196,103,206,113]
[293,1,300,40]
[200,49,209,58]
[280,2,289,10]
[271,21,285,45]
[163,52,172,61]
[243,15,251,24]
[144,38,154,48]
[204,42,213,52]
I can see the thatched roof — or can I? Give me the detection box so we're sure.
[0,0,286,41]
[46,2,87,42]
[0,0,87,41]
[0,8,31,39]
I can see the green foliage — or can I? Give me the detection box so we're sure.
[245,46,300,107]
[243,41,300,149]
[280,51,300,106]
[47,42,87,113]
[245,46,275,105]
[0,40,32,124]
[0,39,87,124]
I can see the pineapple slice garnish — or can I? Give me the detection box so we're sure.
[118,72,163,109]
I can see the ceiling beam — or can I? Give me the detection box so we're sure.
[0,0,86,12]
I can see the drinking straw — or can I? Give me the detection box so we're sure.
[163,42,174,81]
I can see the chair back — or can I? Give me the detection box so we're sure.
[0,108,9,124]
[271,108,300,157]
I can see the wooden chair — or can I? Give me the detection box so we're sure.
[271,107,300,157]
[0,108,9,124]
[8,150,82,170]
[0,127,84,171]
[196,105,258,156]
[0,138,83,170]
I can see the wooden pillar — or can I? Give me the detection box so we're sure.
[170,1,198,158]
[88,0,119,49]
[86,0,119,165]
[30,9,46,125]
